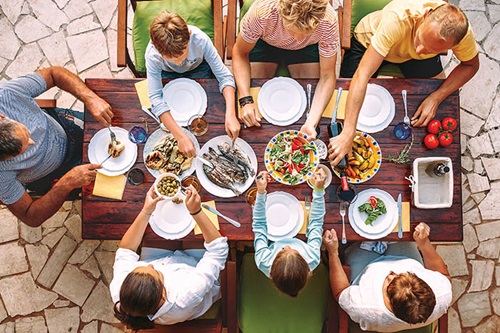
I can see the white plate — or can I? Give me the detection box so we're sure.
[258,77,306,126]
[266,192,304,241]
[307,164,333,189]
[196,136,257,198]
[162,78,208,126]
[143,128,200,178]
[88,127,138,176]
[149,196,196,240]
[356,84,395,133]
[348,189,398,239]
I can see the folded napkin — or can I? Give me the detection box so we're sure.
[135,79,151,109]
[360,241,388,254]
[322,89,348,120]
[299,201,309,234]
[237,87,262,118]
[92,173,127,200]
[391,201,410,233]
[194,200,220,235]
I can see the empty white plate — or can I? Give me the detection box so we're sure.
[162,78,208,126]
[266,192,304,241]
[149,196,196,240]
[356,84,395,133]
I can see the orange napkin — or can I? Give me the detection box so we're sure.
[299,201,309,234]
[194,201,220,235]
[392,202,410,233]
[237,87,261,118]
[322,89,348,119]
[135,79,151,109]
[92,173,127,200]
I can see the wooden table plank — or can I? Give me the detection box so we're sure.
[82,78,462,242]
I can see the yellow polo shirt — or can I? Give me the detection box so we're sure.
[353,0,478,63]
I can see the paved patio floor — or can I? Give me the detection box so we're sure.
[0,0,499,332]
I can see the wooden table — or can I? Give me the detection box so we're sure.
[82,78,462,242]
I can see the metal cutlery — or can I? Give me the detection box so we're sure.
[397,193,403,238]
[304,196,311,226]
[305,84,312,117]
[99,154,113,165]
[141,106,160,123]
[201,204,241,228]
[107,126,117,143]
[197,155,214,168]
[340,201,347,244]
[402,90,410,126]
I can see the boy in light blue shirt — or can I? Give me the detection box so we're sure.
[146,11,239,157]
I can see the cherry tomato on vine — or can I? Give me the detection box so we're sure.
[424,134,439,149]
[426,119,442,134]
[442,117,457,132]
[438,131,453,147]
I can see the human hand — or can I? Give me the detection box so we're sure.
[184,185,202,214]
[177,134,196,158]
[300,122,318,140]
[322,228,339,255]
[313,168,326,190]
[411,94,439,127]
[225,116,241,142]
[255,170,269,194]
[413,222,431,248]
[86,96,113,127]
[239,103,261,127]
[327,132,353,166]
[60,164,101,189]
[142,185,163,214]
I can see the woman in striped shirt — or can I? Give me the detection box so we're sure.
[233,0,339,139]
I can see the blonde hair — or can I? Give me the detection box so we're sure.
[427,4,469,45]
[150,11,190,58]
[278,0,329,33]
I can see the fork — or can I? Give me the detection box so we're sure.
[304,196,311,226]
[107,125,117,143]
[340,201,347,244]
[402,90,410,126]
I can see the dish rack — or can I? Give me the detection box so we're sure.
[406,157,453,209]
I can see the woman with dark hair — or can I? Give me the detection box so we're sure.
[109,185,228,330]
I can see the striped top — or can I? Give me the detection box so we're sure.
[240,0,339,58]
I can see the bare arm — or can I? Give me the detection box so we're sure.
[222,85,240,141]
[411,54,479,127]
[185,185,222,243]
[323,229,350,300]
[36,67,113,126]
[328,46,384,165]
[232,36,261,127]
[413,222,451,281]
[7,164,101,227]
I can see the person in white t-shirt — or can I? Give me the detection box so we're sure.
[323,223,451,332]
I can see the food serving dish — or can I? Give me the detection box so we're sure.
[307,164,333,189]
[266,192,304,241]
[265,130,319,185]
[162,78,207,126]
[332,131,381,183]
[356,83,395,133]
[154,172,181,201]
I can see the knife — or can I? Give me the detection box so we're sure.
[397,193,403,238]
[201,204,241,228]
[141,106,160,123]
[197,155,214,168]
[305,83,312,117]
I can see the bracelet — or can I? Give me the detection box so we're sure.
[141,210,152,216]
[238,96,254,108]
[189,207,202,216]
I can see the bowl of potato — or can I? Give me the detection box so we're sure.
[154,172,181,200]
[332,131,382,183]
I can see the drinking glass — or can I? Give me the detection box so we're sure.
[393,122,412,140]
[181,175,202,193]
[188,115,209,136]
[128,125,148,143]
[245,187,258,207]
[127,168,145,186]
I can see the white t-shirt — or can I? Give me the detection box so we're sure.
[339,256,451,332]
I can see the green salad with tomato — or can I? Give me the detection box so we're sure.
[269,133,316,185]
[358,196,387,225]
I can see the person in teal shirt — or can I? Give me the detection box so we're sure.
[252,169,326,297]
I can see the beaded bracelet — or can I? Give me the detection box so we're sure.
[189,207,202,216]
[238,96,254,108]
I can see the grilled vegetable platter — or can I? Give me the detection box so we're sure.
[264,130,319,185]
[196,136,258,198]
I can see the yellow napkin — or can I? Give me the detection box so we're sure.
[92,173,127,200]
[237,87,261,118]
[322,89,349,119]
[299,201,309,234]
[135,79,151,109]
[392,202,410,233]
[194,201,220,235]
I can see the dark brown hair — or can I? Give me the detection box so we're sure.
[113,270,164,330]
[386,272,436,324]
[0,119,23,161]
[270,248,310,297]
[149,11,190,58]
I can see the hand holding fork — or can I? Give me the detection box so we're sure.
[304,196,311,225]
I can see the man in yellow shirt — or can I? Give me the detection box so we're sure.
[328,0,479,165]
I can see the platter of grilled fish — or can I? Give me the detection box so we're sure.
[196,135,257,198]
[143,128,200,178]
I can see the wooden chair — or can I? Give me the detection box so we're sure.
[134,239,237,333]
[117,0,225,77]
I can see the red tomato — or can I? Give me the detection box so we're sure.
[424,134,439,149]
[427,119,442,134]
[369,196,378,209]
[438,131,453,147]
[442,117,457,132]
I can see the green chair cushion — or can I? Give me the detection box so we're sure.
[197,299,221,320]
[132,0,215,73]
[238,253,330,333]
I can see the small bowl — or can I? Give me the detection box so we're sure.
[154,172,181,200]
[307,164,333,189]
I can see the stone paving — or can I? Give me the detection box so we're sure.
[0,0,499,332]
